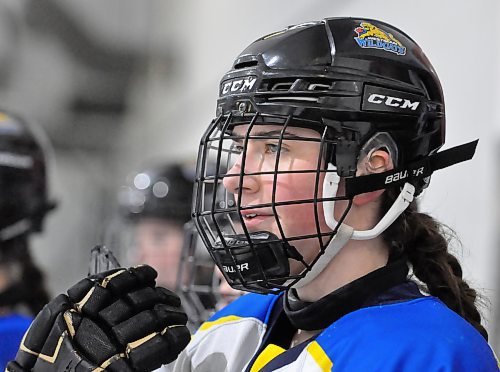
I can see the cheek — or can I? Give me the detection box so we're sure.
[151,234,184,287]
[137,232,183,264]
[272,172,330,236]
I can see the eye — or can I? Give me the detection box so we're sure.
[230,142,244,154]
[265,143,288,154]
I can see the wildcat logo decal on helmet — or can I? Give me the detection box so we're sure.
[354,22,406,56]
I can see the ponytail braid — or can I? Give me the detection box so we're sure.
[381,188,488,340]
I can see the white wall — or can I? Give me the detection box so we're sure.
[31,148,112,294]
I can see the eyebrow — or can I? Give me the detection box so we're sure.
[254,129,295,136]
[232,129,298,141]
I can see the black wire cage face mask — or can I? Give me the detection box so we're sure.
[175,221,218,329]
[193,113,357,294]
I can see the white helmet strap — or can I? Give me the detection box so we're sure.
[323,162,415,240]
[290,222,353,289]
[289,139,479,290]
[291,162,414,289]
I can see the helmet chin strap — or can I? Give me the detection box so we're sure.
[291,162,414,289]
[290,222,353,289]
[323,162,415,240]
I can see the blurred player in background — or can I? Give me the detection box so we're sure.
[115,163,220,328]
[213,267,244,311]
[117,163,193,290]
[0,110,56,368]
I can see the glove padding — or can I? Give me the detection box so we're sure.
[6,265,191,372]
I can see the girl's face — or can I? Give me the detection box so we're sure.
[222,124,333,273]
[133,218,185,289]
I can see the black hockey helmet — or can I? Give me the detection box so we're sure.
[193,18,477,293]
[119,163,194,225]
[0,110,56,242]
[216,18,447,179]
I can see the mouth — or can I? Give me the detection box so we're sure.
[240,209,274,227]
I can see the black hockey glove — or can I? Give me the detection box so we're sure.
[6,265,190,372]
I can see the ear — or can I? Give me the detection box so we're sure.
[353,149,393,206]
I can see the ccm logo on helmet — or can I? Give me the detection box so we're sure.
[368,93,420,111]
[221,76,257,96]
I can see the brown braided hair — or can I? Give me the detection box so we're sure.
[381,187,488,340]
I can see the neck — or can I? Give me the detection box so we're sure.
[296,237,389,302]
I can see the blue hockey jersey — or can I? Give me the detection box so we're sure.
[0,314,32,370]
[168,290,499,371]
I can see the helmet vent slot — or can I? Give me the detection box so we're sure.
[271,82,294,91]
[233,60,259,69]
[308,83,331,91]
[269,80,334,92]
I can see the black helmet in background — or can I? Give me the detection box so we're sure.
[0,109,55,315]
[0,110,56,242]
[118,163,193,226]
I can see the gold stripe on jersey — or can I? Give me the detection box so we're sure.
[198,315,242,331]
[306,341,333,371]
[250,343,286,372]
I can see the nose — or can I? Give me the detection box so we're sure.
[222,151,260,196]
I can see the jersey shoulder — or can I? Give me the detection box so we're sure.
[182,293,282,372]
[204,292,281,326]
[315,297,499,371]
